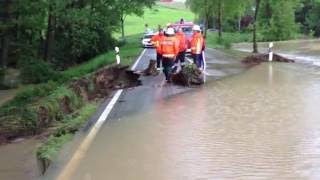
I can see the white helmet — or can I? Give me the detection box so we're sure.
[166,28,175,35]
[192,25,201,31]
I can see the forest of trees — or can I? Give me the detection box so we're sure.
[187,0,320,52]
[0,0,155,85]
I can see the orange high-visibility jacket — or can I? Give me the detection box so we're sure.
[160,36,180,59]
[151,33,165,54]
[176,31,187,52]
[191,32,205,55]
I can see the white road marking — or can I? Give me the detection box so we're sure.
[56,49,147,180]
[131,49,147,70]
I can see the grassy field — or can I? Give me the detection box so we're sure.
[120,5,195,37]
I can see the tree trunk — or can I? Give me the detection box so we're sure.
[1,36,9,68]
[203,0,208,38]
[1,0,11,68]
[218,0,223,40]
[204,14,209,38]
[44,6,56,61]
[253,0,261,53]
[121,16,125,40]
[238,15,241,32]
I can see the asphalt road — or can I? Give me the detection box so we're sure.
[43,48,247,180]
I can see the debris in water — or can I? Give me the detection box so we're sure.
[242,53,295,66]
[171,64,204,86]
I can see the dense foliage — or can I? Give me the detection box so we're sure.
[186,0,320,51]
[0,0,155,84]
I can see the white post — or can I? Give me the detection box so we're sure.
[202,51,207,83]
[115,46,120,64]
[268,42,273,62]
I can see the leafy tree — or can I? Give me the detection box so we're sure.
[259,0,300,41]
[186,0,251,39]
[253,0,261,53]
[114,0,156,40]
[306,1,320,36]
[186,0,215,37]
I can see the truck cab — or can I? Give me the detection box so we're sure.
[167,21,194,53]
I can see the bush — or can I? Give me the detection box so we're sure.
[19,58,57,84]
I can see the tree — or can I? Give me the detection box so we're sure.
[259,0,300,41]
[114,0,156,40]
[186,0,215,37]
[0,0,13,69]
[306,0,320,36]
[186,0,251,39]
[253,0,261,53]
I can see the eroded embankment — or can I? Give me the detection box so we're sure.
[0,65,140,145]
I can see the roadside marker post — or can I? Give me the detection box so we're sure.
[202,51,207,83]
[269,42,274,62]
[115,46,120,64]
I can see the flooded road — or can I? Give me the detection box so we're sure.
[233,39,320,66]
[0,138,40,180]
[44,48,320,179]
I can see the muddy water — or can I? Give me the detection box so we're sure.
[0,138,40,180]
[48,62,320,180]
[234,39,320,66]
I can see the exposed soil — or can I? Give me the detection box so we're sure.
[172,65,204,86]
[0,65,141,145]
[242,53,295,66]
[142,60,159,76]
[70,65,141,100]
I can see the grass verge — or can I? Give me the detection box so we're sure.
[206,32,255,49]
[36,103,98,173]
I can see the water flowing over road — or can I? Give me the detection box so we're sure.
[233,39,320,66]
[44,46,320,180]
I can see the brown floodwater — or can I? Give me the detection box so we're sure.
[45,62,320,180]
[0,138,40,180]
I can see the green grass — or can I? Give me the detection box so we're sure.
[37,103,98,162]
[58,35,142,82]
[206,32,254,49]
[119,5,195,37]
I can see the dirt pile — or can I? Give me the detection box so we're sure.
[142,60,159,76]
[242,53,295,65]
[172,64,204,86]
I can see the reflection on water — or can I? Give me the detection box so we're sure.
[234,39,320,66]
[48,63,320,180]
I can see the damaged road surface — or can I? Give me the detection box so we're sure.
[44,48,320,180]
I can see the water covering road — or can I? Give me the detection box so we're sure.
[44,46,320,180]
[234,39,320,66]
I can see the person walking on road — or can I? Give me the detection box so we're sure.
[151,29,165,70]
[160,28,180,82]
[176,27,187,68]
[191,25,205,70]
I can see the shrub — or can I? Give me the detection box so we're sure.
[19,58,57,84]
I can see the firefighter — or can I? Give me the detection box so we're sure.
[190,25,205,70]
[160,28,179,82]
[175,27,187,67]
[151,29,165,70]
